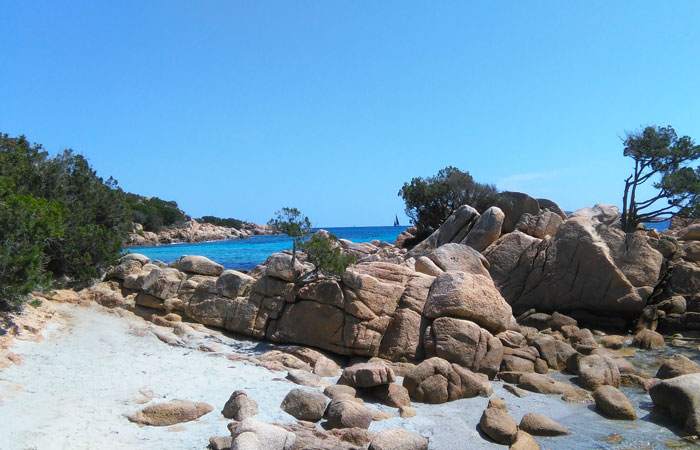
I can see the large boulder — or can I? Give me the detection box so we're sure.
[425,317,503,377]
[532,336,577,370]
[378,308,426,362]
[423,271,512,334]
[127,399,213,426]
[426,243,490,276]
[500,192,540,234]
[593,385,636,420]
[325,399,372,429]
[368,429,429,450]
[141,268,185,300]
[656,354,700,379]
[222,390,258,420]
[569,204,619,225]
[339,362,396,388]
[465,206,505,252]
[649,373,700,435]
[409,205,480,255]
[177,255,224,276]
[403,357,492,404]
[485,217,662,318]
[519,413,570,436]
[516,210,563,239]
[280,388,328,422]
[264,253,305,282]
[632,329,665,349]
[216,270,255,298]
[479,397,518,445]
[537,198,567,220]
[229,418,296,450]
[577,355,621,391]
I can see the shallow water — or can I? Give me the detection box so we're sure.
[128,226,407,270]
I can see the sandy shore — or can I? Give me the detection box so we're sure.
[0,302,692,449]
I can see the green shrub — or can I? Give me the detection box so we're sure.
[301,232,355,279]
[199,215,245,229]
[126,194,187,232]
[0,133,132,306]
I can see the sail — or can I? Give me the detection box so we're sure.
[394,214,399,226]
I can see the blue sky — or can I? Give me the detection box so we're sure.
[1,1,699,227]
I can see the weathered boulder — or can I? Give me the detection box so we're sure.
[297,279,344,308]
[222,390,258,420]
[500,192,540,234]
[216,270,255,298]
[366,384,411,408]
[280,388,328,422]
[378,308,426,362]
[403,357,492,404]
[142,268,185,300]
[339,362,395,388]
[414,256,443,276]
[499,372,575,395]
[485,217,661,318]
[465,206,505,252]
[537,198,567,220]
[632,329,665,349]
[516,210,563,239]
[266,301,346,354]
[519,413,570,436]
[532,336,577,370]
[479,397,518,445]
[127,399,213,426]
[578,355,621,390]
[264,253,305,282]
[324,384,358,401]
[510,430,540,450]
[105,258,144,281]
[425,317,503,377]
[286,369,328,388]
[649,373,700,435]
[569,204,619,226]
[593,385,636,420]
[229,418,296,450]
[186,282,233,328]
[427,243,490,276]
[368,429,429,450]
[177,255,224,276]
[325,399,372,429]
[409,205,480,255]
[656,354,700,379]
[423,271,512,334]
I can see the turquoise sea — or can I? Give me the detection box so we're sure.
[128,226,408,271]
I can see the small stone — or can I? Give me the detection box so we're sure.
[368,428,429,450]
[510,430,540,450]
[561,388,594,403]
[504,384,530,398]
[286,369,328,388]
[128,399,213,426]
[399,406,417,418]
[222,390,259,420]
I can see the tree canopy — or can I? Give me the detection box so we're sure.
[300,231,355,280]
[398,166,506,237]
[621,125,700,232]
[0,133,132,308]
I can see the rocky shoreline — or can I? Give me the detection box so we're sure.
[4,192,700,449]
[127,220,277,247]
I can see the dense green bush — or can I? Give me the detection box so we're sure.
[126,194,187,232]
[398,166,508,239]
[0,133,131,308]
[300,232,355,279]
[199,215,245,229]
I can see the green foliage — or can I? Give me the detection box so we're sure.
[199,215,245,229]
[267,207,312,238]
[0,133,132,307]
[398,166,506,237]
[0,181,64,309]
[126,194,187,232]
[301,232,355,279]
[621,125,700,232]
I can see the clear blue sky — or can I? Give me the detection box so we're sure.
[2,1,699,227]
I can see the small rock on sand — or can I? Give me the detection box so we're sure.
[127,399,213,426]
